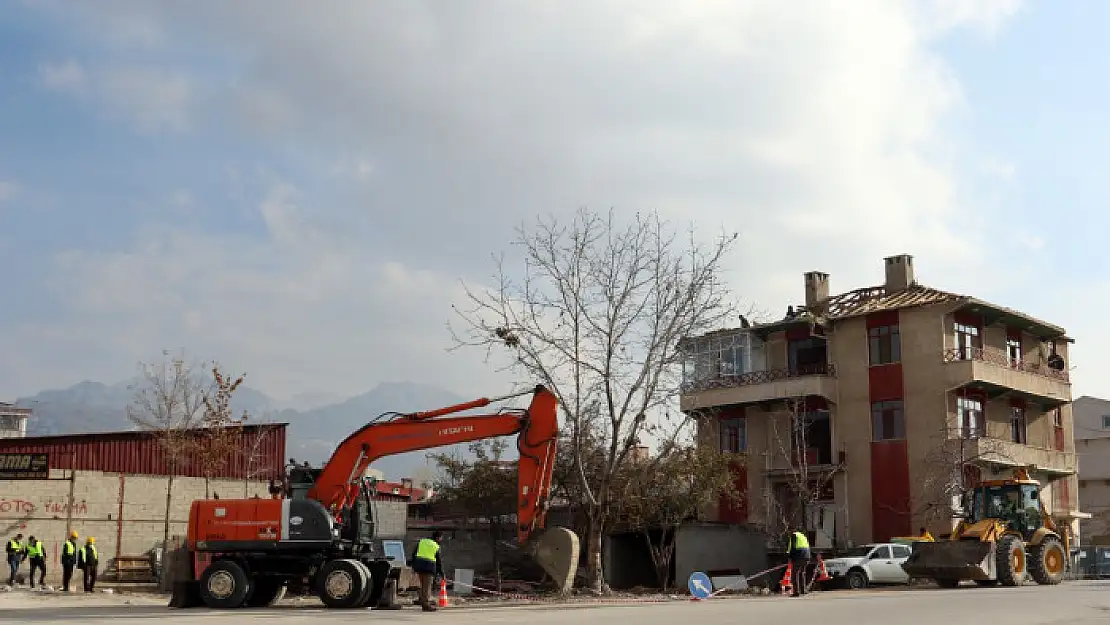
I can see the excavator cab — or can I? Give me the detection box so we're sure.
[901,467,1069,588]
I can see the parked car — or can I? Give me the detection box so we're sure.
[821,543,914,590]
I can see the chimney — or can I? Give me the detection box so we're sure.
[401,477,413,491]
[884,254,915,292]
[804,271,830,310]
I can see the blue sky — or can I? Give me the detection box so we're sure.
[1,1,1107,402]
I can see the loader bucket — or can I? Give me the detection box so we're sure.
[529,527,580,594]
[168,580,204,609]
[901,540,995,582]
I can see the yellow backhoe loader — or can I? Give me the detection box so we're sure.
[901,467,1069,588]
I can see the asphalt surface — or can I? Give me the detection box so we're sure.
[6,581,1110,624]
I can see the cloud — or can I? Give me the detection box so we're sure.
[8,1,1031,398]
[39,60,194,133]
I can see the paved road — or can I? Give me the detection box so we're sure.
[6,581,1110,624]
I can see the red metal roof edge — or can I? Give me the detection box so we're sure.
[0,422,289,445]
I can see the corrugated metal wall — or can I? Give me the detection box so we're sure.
[0,424,287,479]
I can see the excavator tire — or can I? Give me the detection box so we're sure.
[996,535,1026,587]
[352,561,374,607]
[1029,536,1067,585]
[244,578,286,607]
[317,559,369,609]
[199,560,251,609]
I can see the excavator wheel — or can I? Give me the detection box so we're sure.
[995,535,1026,587]
[1029,536,1067,585]
[199,559,251,609]
[317,559,369,609]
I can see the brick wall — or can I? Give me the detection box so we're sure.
[0,469,271,581]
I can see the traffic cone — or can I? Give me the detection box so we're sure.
[779,561,793,596]
[815,554,832,583]
[438,577,449,608]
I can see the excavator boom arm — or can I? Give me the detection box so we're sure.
[306,384,560,543]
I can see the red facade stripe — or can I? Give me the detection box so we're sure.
[870,440,912,542]
[865,310,899,329]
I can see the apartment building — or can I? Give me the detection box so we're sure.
[0,402,30,438]
[1073,396,1110,543]
[680,254,1081,549]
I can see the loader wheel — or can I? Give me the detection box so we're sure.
[245,578,286,607]
[317,559,369,609]
[996,535,1026,587]
[1029,536,1067,585]
[199,560,250,609]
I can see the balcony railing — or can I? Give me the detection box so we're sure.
[682,363,837,393]
[942,347,1069,383]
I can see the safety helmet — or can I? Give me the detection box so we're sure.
[87,537,95,543]
[70,530,79,538]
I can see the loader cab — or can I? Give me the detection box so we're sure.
[965,481,1044,538]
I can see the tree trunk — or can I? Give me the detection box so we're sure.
[585,508,606,593]
[163,473,175,549]
[643,528,674,590]
[491,521,502,593]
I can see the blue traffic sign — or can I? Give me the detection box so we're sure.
[688,571,713,600]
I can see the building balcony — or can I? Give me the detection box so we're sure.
[963,436,1077,478]
[943,348,1071,407]
[679,363,838,411]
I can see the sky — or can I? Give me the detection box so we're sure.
[1,0,1108,403]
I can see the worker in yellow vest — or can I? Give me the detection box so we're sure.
[61,530,78,591]
[409,531,444,612]
[25,535,46,588]
[6,533,25,587]
[77,536,99,593]
[787,528,811,597]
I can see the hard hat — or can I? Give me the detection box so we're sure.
[87,537,95,543]
[70,530,78,538]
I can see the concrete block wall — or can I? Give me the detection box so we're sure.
[0,469,271,581]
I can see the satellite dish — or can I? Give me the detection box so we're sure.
[1047,354,1065,371]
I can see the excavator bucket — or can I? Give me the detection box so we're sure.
[530,527,580,594]
[901,540,995,582]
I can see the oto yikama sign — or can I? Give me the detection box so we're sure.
[0,453,48,479]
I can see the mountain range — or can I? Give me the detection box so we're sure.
[13,379,488,483]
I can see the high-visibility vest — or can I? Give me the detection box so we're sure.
[415,538,439,562]
[26,540,43,558]
[792,531,810,550]
[80,545,97,564]
[7,539,22,554]
[63,540,76,557]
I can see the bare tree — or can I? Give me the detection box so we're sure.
[126,350,213,547]
[761,398,844,544]
[611,435,742,589]
[197,365,249,498]
[911,425,1017,526]
[240,424,280,498]
[450,208,738,591]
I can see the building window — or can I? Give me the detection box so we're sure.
[957,396,984,439]
[720,418,747,453]
[1054,408,1063,428]
[1010,406,1027,445]
[682,332,767,386]
[871,400,905,441]
[868,326,901,365]
[1006,335,1022,365]
[954,322,981,360]
[1102,415,1110,430]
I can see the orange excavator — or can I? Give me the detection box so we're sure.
[169,384,580,610]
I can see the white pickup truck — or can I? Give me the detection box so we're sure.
[821,543,914,590]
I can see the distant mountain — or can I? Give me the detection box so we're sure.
[13,379,497,482]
